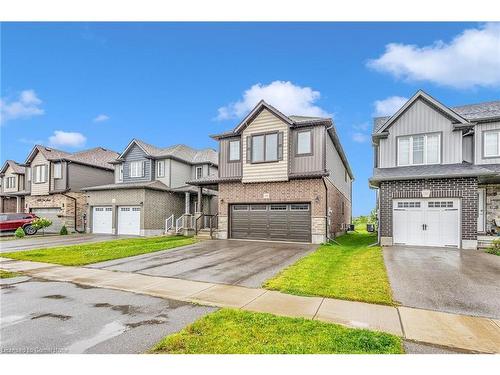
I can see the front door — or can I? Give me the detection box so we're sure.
[477,188,485,233]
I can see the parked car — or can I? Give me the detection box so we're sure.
[0,213,38,235]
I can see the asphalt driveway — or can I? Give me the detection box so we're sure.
[0,234,134,253]
[0,276,214,354]
[89,239,316,288]
[384,246,500,319]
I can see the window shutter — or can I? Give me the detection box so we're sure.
[278,132,284,160]
[246,136,252,163]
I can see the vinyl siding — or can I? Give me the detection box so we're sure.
[114,164,123,183]
[68,163,115,192]
[326,136,352,201]
[122,144,152,183]
[30,152,50,196]
[155,158,171,186]
[52,161,67,191]
[290,126,325,174]
[2,166,19,193]
[219,137,242,179]
[170,159,192,188]
[242,109,289,183]
[474,121,500,164]
[378,99,462,168]
[191,163,210,180]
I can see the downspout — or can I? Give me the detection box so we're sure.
[322,177,330,242]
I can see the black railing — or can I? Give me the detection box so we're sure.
[195,214,218,237]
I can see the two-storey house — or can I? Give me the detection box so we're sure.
[23,145,119,233]
[370,90,500,250]
[83,139,218,236]
[0,160,28,213]
[199,101,353,244]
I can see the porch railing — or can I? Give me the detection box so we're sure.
[195,213,218,239]
[165,214,174,233]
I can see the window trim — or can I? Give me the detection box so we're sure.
[53,162,62,179]
[396,132,441,166]
[33,164,47,184]
[129,161,144,178]
[118,165,124,181]
[295,129,313,156]
[227,139,241,162]
[157,160,165,178]
[195,166,203,179]
[251,131,279,164]
[6,176,16,189]
[482,129,500,159]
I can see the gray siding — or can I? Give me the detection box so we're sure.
[219,137,242,179]
[170,159,192,187]
[52,161,68,191]
[122,144,152,183]
[474,120,500,164]
[378,99,462,168]
[326,135,352,201]
[68,163,115,192]
[290,126,325,175]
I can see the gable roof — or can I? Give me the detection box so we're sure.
[118,139,218,166]
[0,160,25,175]
[373,92,500,134]
[25,145,118,171]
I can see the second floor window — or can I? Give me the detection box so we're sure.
[118,165,123,181]
[129,161,144,178]
[297,130,312,155]
[53,163,62,179]
[157,161,165,177]
[229,140,240,161]
[33,165,47,183]
[6,177,16,189]
[196,166,203,179]
[484,130,500,157]
[397,134,440,166]
[26,167,31,181]
[252,133,278,163]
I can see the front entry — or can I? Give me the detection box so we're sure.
[393,199,460,247]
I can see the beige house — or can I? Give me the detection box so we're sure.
[0,160,28,213]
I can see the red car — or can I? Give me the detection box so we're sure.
[0,213,38,235]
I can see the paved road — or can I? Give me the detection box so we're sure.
[90,239,316,288]
[384,246,500,319]
[0,276,214,354]
[0,234,134,253]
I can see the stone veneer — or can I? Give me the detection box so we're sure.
[379,177,478,248]
[483,184,500,232]
[217,178,351,244]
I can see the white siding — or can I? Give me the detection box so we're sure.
[378,99,462,168]
[30,152,50,196]
[326,137,352,201]
[242,109,289,183]
[474,121,500,164]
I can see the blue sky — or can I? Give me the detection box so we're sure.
[1,22,499,216]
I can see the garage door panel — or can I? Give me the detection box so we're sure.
[92,206,113,234]
[117,206,140,235]
[30,208,64,233]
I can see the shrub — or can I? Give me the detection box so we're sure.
[59,225,68,235]
[486,238,500,256]
[14,227,25,238]
[32,217,53,236]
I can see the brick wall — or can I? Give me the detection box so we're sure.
[324,178,352,236]
[379,177,478,241]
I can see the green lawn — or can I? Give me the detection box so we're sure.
[150,309,403,354]
[0,270,23,278]
[264,230,393,305]
[2,236,196,266]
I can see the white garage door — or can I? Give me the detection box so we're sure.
[117,206,141,235]
[30,208,64,233]
[393,199,460,247]
[92,206,113,234]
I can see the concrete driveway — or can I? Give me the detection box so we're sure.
[0,276,214,354]
[0,234,134,253]
[384,246,500,319]
[90,239,316,288]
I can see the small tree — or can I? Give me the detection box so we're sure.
[14,227,25,238]
[59,225,68,235]
[31,217,53,236]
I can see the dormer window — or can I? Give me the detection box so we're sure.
[397,133,440,166]
[130,161,144,178]
[484,130,500,158]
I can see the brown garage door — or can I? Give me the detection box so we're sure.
[230,203,311,242]
[2,198,17,213]
[30,208,65,233]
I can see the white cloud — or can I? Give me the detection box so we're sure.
[93,114,110,122]
[48,131,87,148]
[353,122,370,131]
[0,89,44,124]
[367,23,500,88]
[216,81,331,120]
[352,132,370,143]
[373,96,408,117]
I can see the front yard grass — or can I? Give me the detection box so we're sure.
[2,236,196,266]
[0,270,23,278]
[264,230,393,305]
[150,309,403,354]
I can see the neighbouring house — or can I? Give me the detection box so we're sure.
[369,90,500,250]
[23,145,119,233]
[191,100,353,244]
[82,139,218,236]
[0,160,28,213]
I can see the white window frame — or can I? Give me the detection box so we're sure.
[53,163,62,179]
[228,140,241,162]
[118,165,123,181]
[157,160,165,178]
[129,161,144,178]
[33,165,47,184]
[483,130,500,158]
[6,176,16,189]
[195,166,203,179]
[397,133,441,166]
[296,130,312,155]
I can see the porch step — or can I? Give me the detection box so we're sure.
[477,236,498,249]
[195,229,214,240]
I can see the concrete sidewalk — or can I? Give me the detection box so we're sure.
[1,257,499,354]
